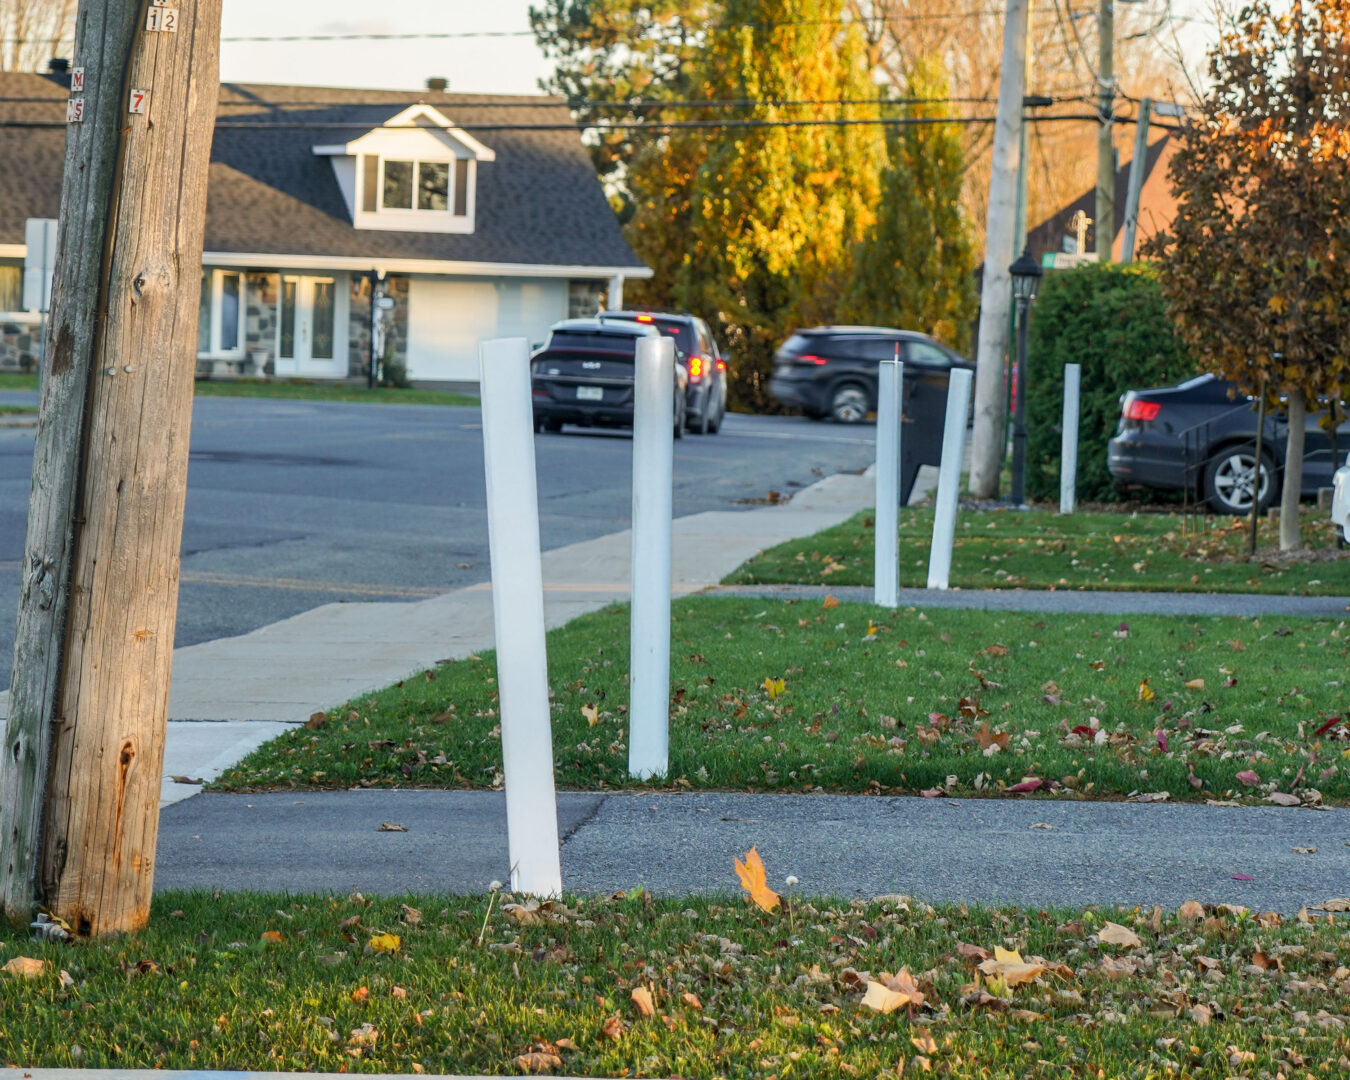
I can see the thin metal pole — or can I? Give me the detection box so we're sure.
[1249,380,1267,556]
[874,356,903,607]
[478,336,563,897]
[928,367,975,590]
[628,335,675,780]
[1060,363,1081,513]
[1010,295,1031,506]
[1121,97,1151,262]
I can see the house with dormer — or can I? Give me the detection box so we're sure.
[0,71,651,385]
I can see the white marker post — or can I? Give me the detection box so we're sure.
[478,337,563,897]
[629,335,676,779]
[927,367,974,590]
[1060,363,1082,514]
[873,358,903,607]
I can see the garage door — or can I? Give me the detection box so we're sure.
[405,279,499,382]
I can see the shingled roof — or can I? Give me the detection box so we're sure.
[0,73,647,271]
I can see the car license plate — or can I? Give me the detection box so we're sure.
[577,386,604,401]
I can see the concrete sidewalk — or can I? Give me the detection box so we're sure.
[1,465,891,807]
[154,789,1349,915]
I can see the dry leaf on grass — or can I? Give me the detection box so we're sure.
[1266,792,1301,807]
[733,846,781,912]
[581,704,599,727]
[974,721,1011,752]
[512,1052,561,1074]
[1185,678,1206,690]
[2,956,46,978]
[681,991,702,1009]
[1095,922,1142,948]
[630,986,655,1018]
[348,1023,379,1047]
[978,947,1045,987]
[600,1015,627,1041]
[376,822,408,832]
[860,969,924,1013]
[260,930,285,944]
[1178,900,1205,921]
[1314,898,1350,912]
[822,595,840,609]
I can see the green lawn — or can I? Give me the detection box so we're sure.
[2,889,1343,1076]
[215,596,1349,805]
[725,507,1350,596]
[191,379,478,407]
[0,404,36,415]
[1,373,478,407]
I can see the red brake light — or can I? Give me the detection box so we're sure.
[1124,399,1161,422]
[796,354,828,365]
[635,314,654,323]
[688,356,704,381]
[716,359,726,371]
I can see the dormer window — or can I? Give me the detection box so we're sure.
[359,156,471,216]
[316,104,494,235]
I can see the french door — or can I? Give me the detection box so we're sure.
[276,275,344,377]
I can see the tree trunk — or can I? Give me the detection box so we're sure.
[1279,388,1306,552]
[967,0,1031,498]
[0,0,222,936]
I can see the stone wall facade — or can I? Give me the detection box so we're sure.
[348,273,410,381]
[0,314,41,373]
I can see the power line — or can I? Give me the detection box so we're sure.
[0,114,1181,133]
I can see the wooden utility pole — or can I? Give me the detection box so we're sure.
[1095,0,1115,258]
[1120,97,1151,262]
[0,0,222,936]
[968,0,1032,499]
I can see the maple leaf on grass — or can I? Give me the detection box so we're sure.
[860,968,925,1013]
[734,846,781,912]
[978,946,1046,988]
[974,721,1010,752]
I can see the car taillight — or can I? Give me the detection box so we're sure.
[1124,399,1161,421]
[636,314,654,322]
[795,354,828,365]
[688,356,704,382]
[716,359,726,371]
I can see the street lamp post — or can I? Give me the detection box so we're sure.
[1009,248,1043,507]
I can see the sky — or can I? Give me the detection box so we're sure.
[218,0,1218,99]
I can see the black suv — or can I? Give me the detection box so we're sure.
[598,310,728,434]
[770,327,974,423]
[530,318,689,436]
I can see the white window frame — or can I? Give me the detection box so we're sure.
[354,154,476,234]
[198,269,247,359]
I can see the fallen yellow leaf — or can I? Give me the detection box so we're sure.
[581,704,599,727]
[367,933,401,954]
[762,676,786,700]
[733,846,781,912]
[978,946,1045,988]
[1096,921,1143,948]
[1185,678,1205,690]
[260,930,285,943]
[861,979,913,1014]
[1138,678,1155,703]
[822,594,840,609]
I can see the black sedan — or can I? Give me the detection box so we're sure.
[1107,373,1349,513]
[530,318,689,436]
[769,326,974,423]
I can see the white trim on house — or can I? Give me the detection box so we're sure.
[199,251,653,279]
[311,104,497,162]
[0,244,26,259]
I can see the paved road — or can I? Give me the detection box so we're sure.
[0,393,876,687]
[156,790,1350,914]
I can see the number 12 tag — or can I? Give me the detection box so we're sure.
[146,7,178,32]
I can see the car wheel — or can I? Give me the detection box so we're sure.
[673,398,685,440]
[1203,445,1276,515]
[706,402,722,434]
[542,418,562,434]
[829,383,871,424]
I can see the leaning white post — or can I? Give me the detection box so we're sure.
[874,358,903,607]
[1060,363,1082,514]
[629,335,675,779]
[927,367,974,590]
[479,337,563,897]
